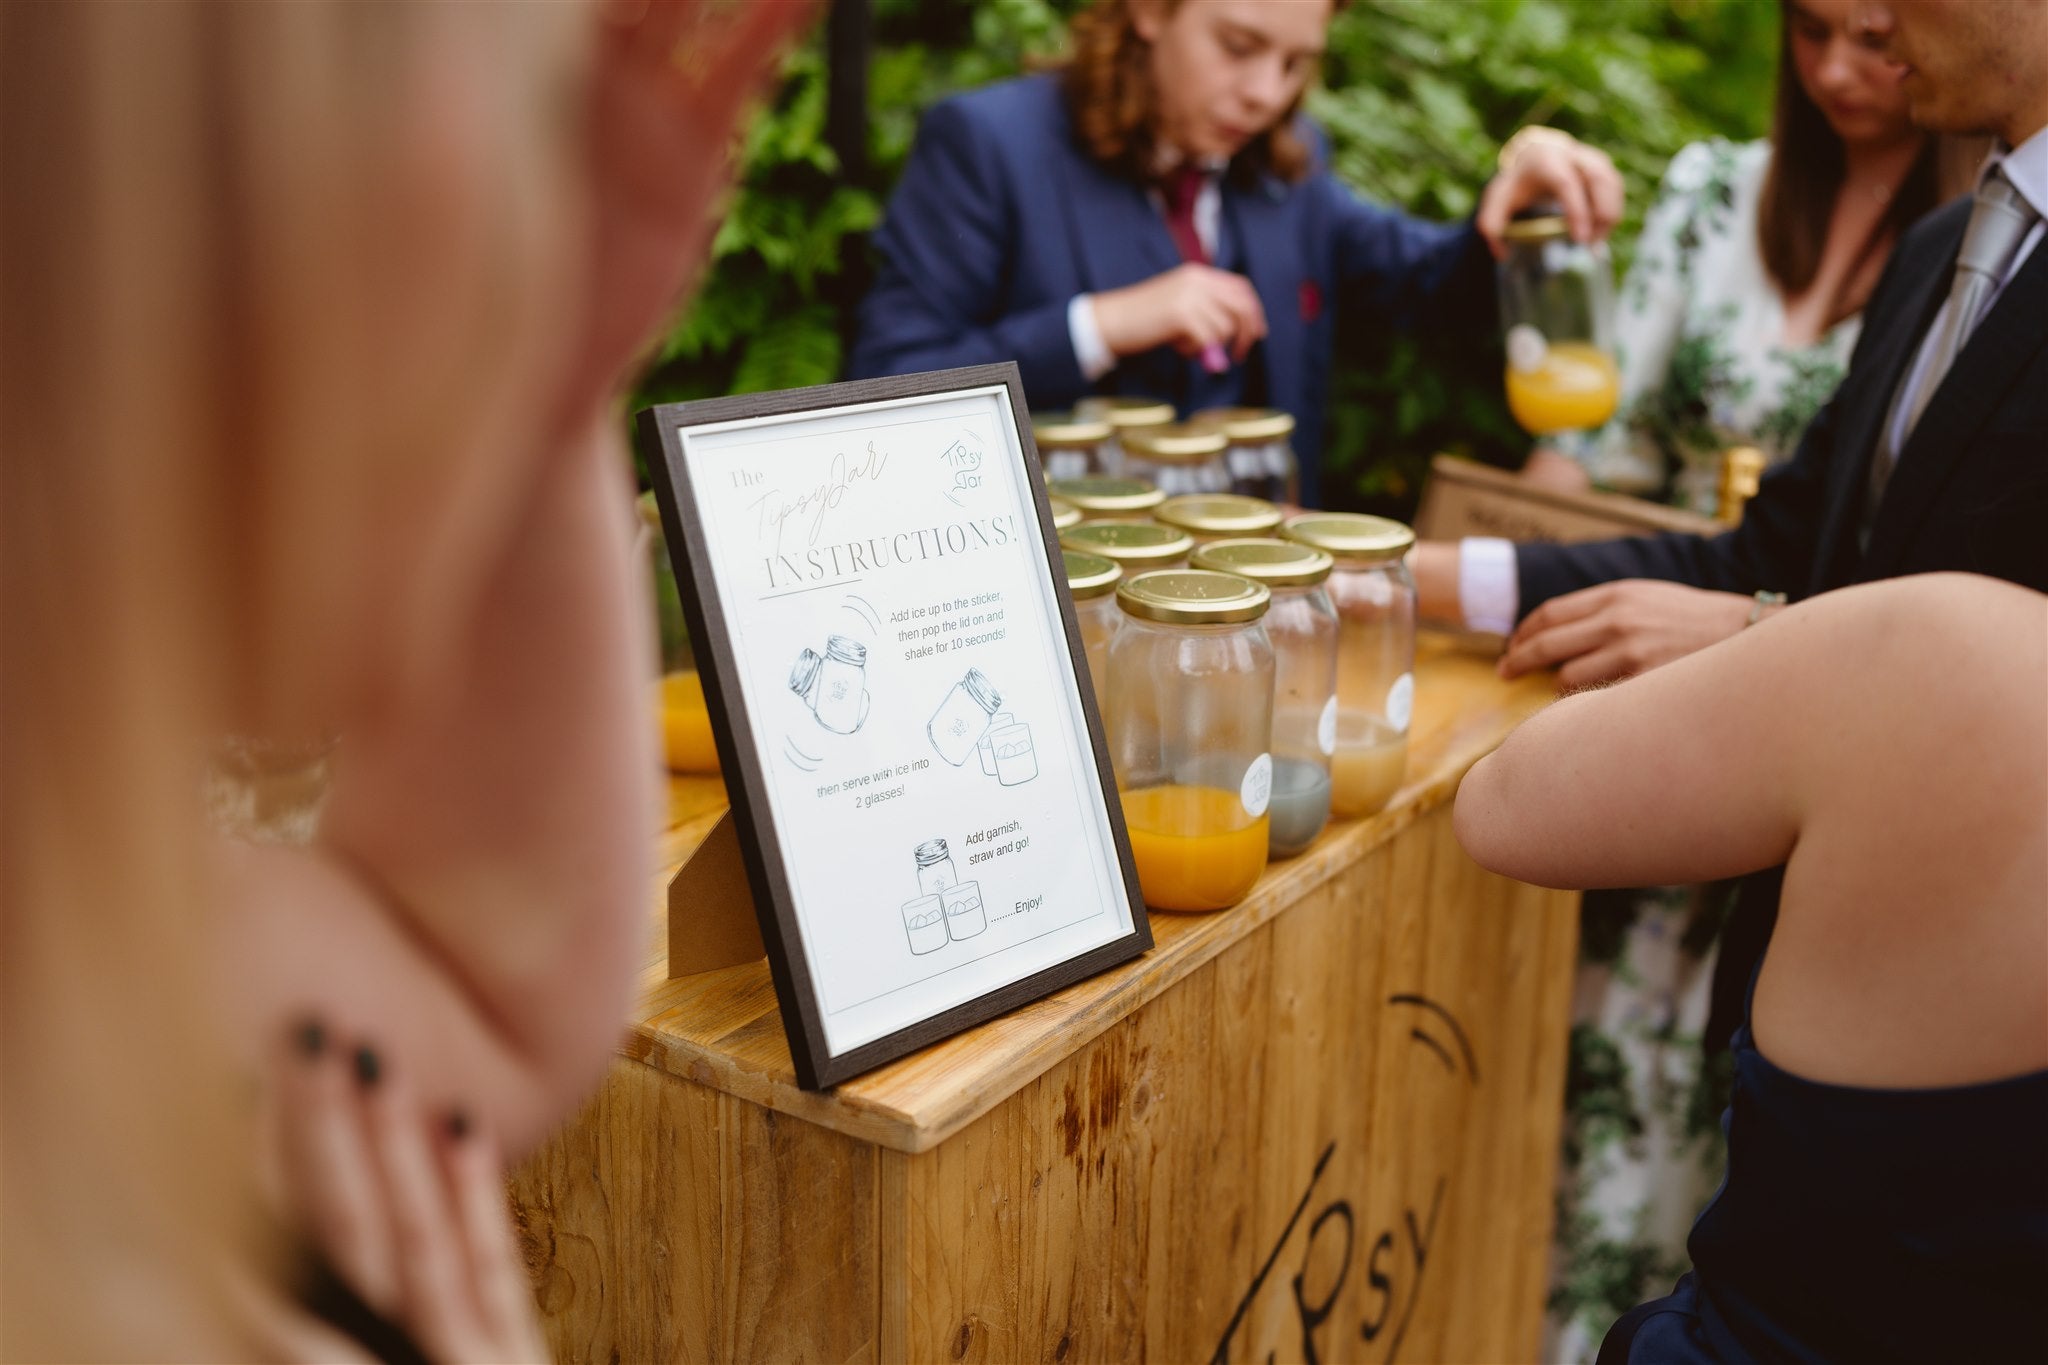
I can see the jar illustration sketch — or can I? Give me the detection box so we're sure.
[902,895,949,955]
[977,712,1015,775]
[927,668,1002,766]
[942,880,987,941]
[914,838,959,897]
[787,648,823,706]
[990,722,1037,786]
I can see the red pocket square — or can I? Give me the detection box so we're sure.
[1299,280,1323,323]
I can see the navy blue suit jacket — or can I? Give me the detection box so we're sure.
[847,74,1496,505]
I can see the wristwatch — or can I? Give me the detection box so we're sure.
[1745,590,1788,627]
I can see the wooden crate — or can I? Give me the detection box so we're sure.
[1415,453,1723,545]
[513,636,1578,1364]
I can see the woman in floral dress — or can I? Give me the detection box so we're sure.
[1523,2,1979,1357]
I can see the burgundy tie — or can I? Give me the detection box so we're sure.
[1163,165,1210,266]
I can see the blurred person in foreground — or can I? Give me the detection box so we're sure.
[1506,4,1975,1349]
[1409,0,2048,1141]
[1455,573,2048,1363]
[847,0,1624,505]
[0,1,807,1359]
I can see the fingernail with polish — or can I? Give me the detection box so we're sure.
[294,1018,327,1059]
[352,1045,381,1089]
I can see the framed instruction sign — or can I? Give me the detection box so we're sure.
[639,363,1151,1089]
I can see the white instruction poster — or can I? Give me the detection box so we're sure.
[671,382,1138,1060]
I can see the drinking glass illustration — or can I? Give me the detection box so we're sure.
[942,880,987,941]
[976,712,1015,775]
[914,838,959,897]
[989,721,1037,786]
[927,668,1002,766]
[790,636,869,734]
[902,895,949,955]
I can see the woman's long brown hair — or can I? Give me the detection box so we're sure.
[1058,0,1345,185]
[1757,1,1980,328]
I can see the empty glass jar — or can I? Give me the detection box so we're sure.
[1063,549,1122,694]
[1498,214,1620,436]
[1060,519,1192,574]
[1032,411,1115,482]
[1047,476,1164,523]
[1153,492,1284,545]
[1105,569,1274,912]
[1282,514,1415,819]
[1191,538,1338,857]
[1192,407,1301,503]
[1120,422,1231,497]
[1076,395,1174,476]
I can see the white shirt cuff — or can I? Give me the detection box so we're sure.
[1457,537,1520,636]
[1068,295,1117,383]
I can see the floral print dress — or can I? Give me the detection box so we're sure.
[1544,139,1861,1364]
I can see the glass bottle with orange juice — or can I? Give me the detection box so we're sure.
[1498,214,1621,436]
[1103,570,1275,912]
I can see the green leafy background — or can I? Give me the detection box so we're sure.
[636,0,1777,517]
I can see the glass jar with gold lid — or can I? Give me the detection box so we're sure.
[1191,538,1337,857]
[1192,407,1300,503]
[1032,410,1116,482]
[1153,492,1284,544]
[1120,421,1230,497]
[1059,519,1192,572]
[1062,548,1122,693]
[1047,495,1083,531]
[1075,394,1174,476]
[1281,513,1415,819]
[1106,569,1275,912]
[1047,476,1164,522]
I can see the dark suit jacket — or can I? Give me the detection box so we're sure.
[1517,192,2048,609]
[847,74,1497,506]
[1513,192,2048,1054]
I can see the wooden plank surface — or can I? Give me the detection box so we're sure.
[630,631,1558,1153]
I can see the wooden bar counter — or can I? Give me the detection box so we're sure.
[513,632,1577,1364]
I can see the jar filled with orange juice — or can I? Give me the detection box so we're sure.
[1047,476,1164,523]
[1062,549,1122,694]
[1191,538,1337,858]
[1075,395,1174,477]
[1032,411,1115,482]
[1105,570,1275,911]
[1059,519,1193,574]
[1282,514,1414,819]
[1153,492,1284,545]
[1498,214,1620,435]
[1119,422,1231,497]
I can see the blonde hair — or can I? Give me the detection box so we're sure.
[1,3,580,1354]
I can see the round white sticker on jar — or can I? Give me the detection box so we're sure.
[1318,696,1337,757]
[1385,672,1414,732]
[1506,324,1549,374]
[1240,752,1273,819]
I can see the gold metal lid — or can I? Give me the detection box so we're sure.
[1282,512,1416,563]
[1116,569,1270,625]
[1154,493,1284,537]
[1121,421,1229,463]
[1501,214,1568,243]
[1080,395,1175,429]
[1060,519,1194,566]
[1191,406,1296,442]
[1032,411,1114,448]
[1191,537,1334,587]
[1047,476,1164,514]
[1048,495,1082,530]
[1062,549,1122,599]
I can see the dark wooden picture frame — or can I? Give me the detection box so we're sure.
[638,363,1152,1089]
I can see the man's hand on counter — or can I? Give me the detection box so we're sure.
[1499,580,1760,688]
